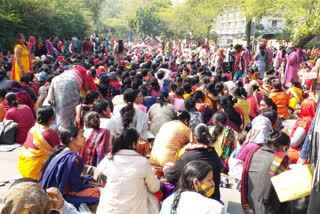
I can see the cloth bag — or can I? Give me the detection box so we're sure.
[271,165,312,202]
[0,120,18,145]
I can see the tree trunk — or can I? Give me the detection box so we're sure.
[296,33,316,48]
[245,19,252,47]
[207,26,211,45]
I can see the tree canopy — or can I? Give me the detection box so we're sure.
[1,0,320,50]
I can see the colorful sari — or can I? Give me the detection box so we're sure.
[288,86,303,110]
[79,128,111,167]
[40,150,100,207]
[218,126,235,173]
[288,99,316,163]
[11,43,33,81]
[241,147,290,214]
[18,124,54,180]
[2,178,50,214]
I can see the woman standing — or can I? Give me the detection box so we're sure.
[46,65,98,129]
[18,106,60,180]
[4,93,34,144]
[274,46,284,72]
[214,48,225,72]
[11,34,33,81]
[284,47,298,88]
[254,43,270,78]
[97,128,160,214]
[28,36,36,60]
[148,92,175,136]
[113,40,125,63]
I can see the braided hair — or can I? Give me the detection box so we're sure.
[121,88,138,128]
[171,160,212,214]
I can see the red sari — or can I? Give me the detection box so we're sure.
[288,99,316,163]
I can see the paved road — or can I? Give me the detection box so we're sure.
[0,119,296,213]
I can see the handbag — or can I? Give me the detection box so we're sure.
[0,120,18,145]
[271,165,312,202]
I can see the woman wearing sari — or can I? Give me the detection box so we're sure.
[288,99,316,164]
[11,34,33,82]
[46,63,98,129]
[18,105,59,180]
[241,130,290,214]
[209,112,236,174]
[79,111,111,167]
[40,126,100,208]
[269,79,290,119]
[2,81,34,112]
[288,81,303,110]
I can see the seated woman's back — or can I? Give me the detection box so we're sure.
[149,111,192,167]
[4,93,34,144]
[148,92,175,136]
[97,129,160,214]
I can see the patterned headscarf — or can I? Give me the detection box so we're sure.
[2,178,50,214]
[248,115,272,144]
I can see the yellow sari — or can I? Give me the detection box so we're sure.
[18,124,54,180]
[288,87,302,110]
[12,44,31,81]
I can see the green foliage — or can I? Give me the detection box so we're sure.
[0,0,93,51]
[304,39,320,50]
[128,0,172,40]
[274,28,293,43]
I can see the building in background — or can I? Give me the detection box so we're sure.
[214,9,285,47]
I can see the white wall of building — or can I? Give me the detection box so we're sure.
[214,9,285,45]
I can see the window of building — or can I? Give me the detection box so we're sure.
[272,20,277,27]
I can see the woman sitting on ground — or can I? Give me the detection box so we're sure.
[209,112,237,174]
[192,90,213,124]
[40,126,100,208]
[287,81,303,111]
[4,92,34,144]
[97,128,160,214]
[2,80,34,112]
[185,96,203,129]
[18,105,60,180]
[259,95,285,132]
[217,95,243,133]
[231,82,251,129]
[171,87,185,112]
[288,99,316,163]
[149,111,191,167]
[148,92,175,136]
[75,90,100,129]
[269,79,290,119]
[241,130,290,214]
[112,88,149,140]
[164,123,222,201]
[161,160,224,214]
[78,111,111,167]
[93,99,117,134]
